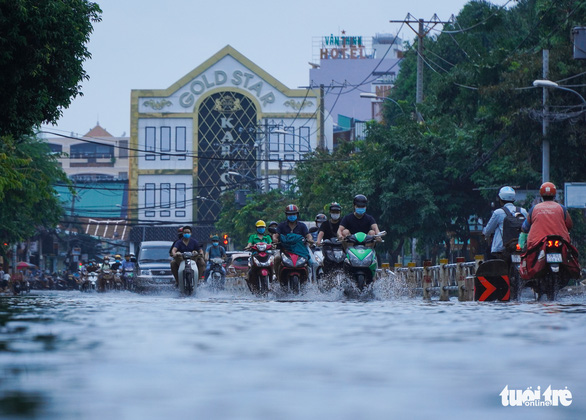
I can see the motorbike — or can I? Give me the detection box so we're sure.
[113,269,125,291]
[177,252,198,296]
[520,235,581,301]
[206,257,226,291]
[317,238,346,291]
[275,233,310,294]
[80,271,98,292]
[12,279,30,295]
[247,242,274,296]
[123,271,135,291]
[343,231,386,292]
[99,267,115,292]
[508,242,524,300]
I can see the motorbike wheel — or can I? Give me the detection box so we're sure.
[184,270,194,296]
[356,274,365,291]
[545,272,560,301]
[289,275,300,294]
[509,265,521,301]
[212,273,224,290]
[259,275,269,295]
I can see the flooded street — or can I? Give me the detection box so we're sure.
[1,285,585,420]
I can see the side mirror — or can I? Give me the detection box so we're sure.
[268,226,278,234]
[308,226,318,233]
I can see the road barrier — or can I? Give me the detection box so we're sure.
[391,256,483,301]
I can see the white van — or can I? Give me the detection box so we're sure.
[136,241,174,290]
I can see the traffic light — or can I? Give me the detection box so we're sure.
[222,233,229,246]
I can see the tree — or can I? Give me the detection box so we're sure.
[0,0,102,138]
[0,136,70,254]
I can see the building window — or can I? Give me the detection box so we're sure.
[160,127,171,160]
[175,210,186,218]
[284,127,295,152]
[299,126,310,153]
[160,210,170,217]
[145,211,155,217]
[118,140,129,159]
[145,127,156,160]
[70,143,114,159]
[48,143,63,154]
[269,131,279,152]
[160,183,170,208]
[175,183,186,208]
[145,183,155,208]
[176,126,186,160]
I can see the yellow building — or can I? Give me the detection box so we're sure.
[130,46,322,238]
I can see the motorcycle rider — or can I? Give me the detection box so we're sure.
[121,253,136,288]
[246,220,273,285]
[98,256,113,291]
[247,220,272,248]
[204,235,227,281]
[111,255,122,271]
[317,202,342,246]
[171,226,204,287]
[482,186,528,260]
[337,194,381,242]
[311,214,327,242]
[522,182,573,250]
[272,204,312,280]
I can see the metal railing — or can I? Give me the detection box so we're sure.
[390,257,483,301]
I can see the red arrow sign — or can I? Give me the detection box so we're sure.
[478,276,497,301]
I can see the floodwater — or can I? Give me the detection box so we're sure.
[1,280,585,420]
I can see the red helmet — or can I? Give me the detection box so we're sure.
[539,182,556,197]
[285,204,299,215]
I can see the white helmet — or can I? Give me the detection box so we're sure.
[498,186,516,202]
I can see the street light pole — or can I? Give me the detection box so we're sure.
[533,78,586,184]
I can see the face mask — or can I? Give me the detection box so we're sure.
[257,228,265,234]
[330,213,340,220]
[116,260,120,263]
[355,207,366,215]
[183,233,191,239]
[287,215,297,222]
[212,242,219,246]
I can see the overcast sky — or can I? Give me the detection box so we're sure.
[46,0,506,138]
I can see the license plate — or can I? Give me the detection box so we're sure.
[546,253,562,263]
[511,254,521,263]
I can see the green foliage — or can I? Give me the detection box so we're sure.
[0,0,102,138]
[0,135,70,250]
[215,189,298,248]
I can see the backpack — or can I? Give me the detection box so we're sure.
[501,206,525,248]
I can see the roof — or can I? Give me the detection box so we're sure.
[84,124,113,138]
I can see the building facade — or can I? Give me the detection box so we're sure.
[130,46,322,237]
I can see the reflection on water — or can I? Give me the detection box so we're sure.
[1,285,585,420]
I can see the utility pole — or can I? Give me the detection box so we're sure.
[390,14,453,121]
[263,119,269,192]
[319,84,325,149]
[542,49,550,183]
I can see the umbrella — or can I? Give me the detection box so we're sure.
[16,261,36,270]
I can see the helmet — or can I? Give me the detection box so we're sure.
[268,221,278,227]
[498,186,516,202]
[255,220,266,228]
[129,253,135,257]
[315,213,327,223]
[329,202,341,212]
[115,254,121,259]
[177,227,183,233]
[211,235,220,241]
[353,194,368,206]
[540,182,557,197]
[285,204,299,215]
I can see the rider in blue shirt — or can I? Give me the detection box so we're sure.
[204,235,227,280]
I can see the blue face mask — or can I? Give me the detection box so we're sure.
[183,233,191,239]
[212,242,219,246]
[287,215,297,222]
[355,207,366,215]
[257,227,265,234]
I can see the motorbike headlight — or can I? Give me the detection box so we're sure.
[281,253,293,265]
[297,257,307,266]
[348,252,361,265]
[140,269,152,276]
